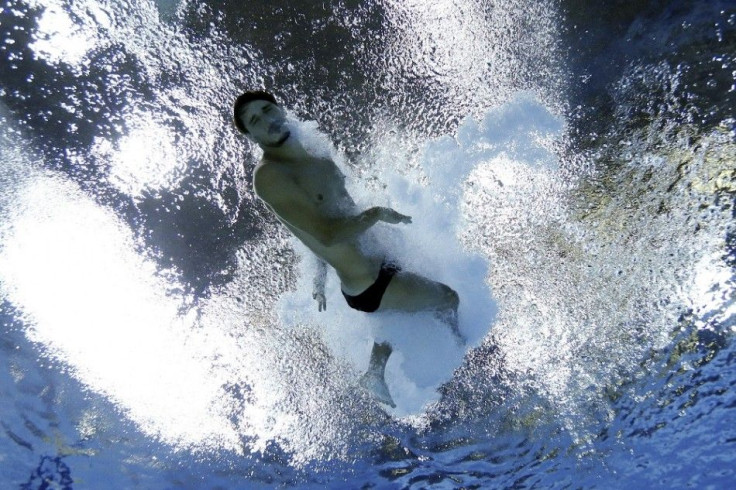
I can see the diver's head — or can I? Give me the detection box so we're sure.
[233,91,291,148]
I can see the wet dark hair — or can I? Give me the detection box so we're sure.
[233,90,278,134]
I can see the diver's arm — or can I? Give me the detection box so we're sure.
[326,207,411,244]
[312,258,327,312]
[255,167,411,246]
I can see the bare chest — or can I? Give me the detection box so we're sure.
[290,158,351,210]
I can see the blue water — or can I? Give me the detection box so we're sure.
[1,0,735,488]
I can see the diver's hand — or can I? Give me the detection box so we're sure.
[377,207,412,225]
[312,288,326,312]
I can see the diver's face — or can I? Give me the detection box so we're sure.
[240,100,290,147]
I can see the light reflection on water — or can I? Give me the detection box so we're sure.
[98,112,182,197]
[0,0,735,487]
[0,167,239,450]
[29,0,94,66]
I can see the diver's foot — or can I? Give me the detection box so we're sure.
[451,325,467,346]
[437,310,466,346]
[359,371,396,408]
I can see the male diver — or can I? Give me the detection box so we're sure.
[233,91,463,407]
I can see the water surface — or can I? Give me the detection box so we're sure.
[1,0,735,487]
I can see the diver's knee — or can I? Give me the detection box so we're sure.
[443,285,459,309]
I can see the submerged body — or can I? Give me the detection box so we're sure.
[254,152,381,295]
[253,148,459,312]
[235,92,462,406]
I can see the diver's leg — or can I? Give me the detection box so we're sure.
[378,272,464,343]
[359,342,396,407]
[379,271,458,312]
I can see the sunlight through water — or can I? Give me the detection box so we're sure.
[0,167,241,451]
[1,0,735,487]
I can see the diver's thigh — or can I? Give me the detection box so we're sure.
[378,271,447,312]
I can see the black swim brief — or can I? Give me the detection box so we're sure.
[342,262,401,313]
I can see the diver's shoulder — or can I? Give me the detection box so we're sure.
[254,158,281,178]
[253,159,289,197]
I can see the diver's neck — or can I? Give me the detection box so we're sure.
[261,135,309,162]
